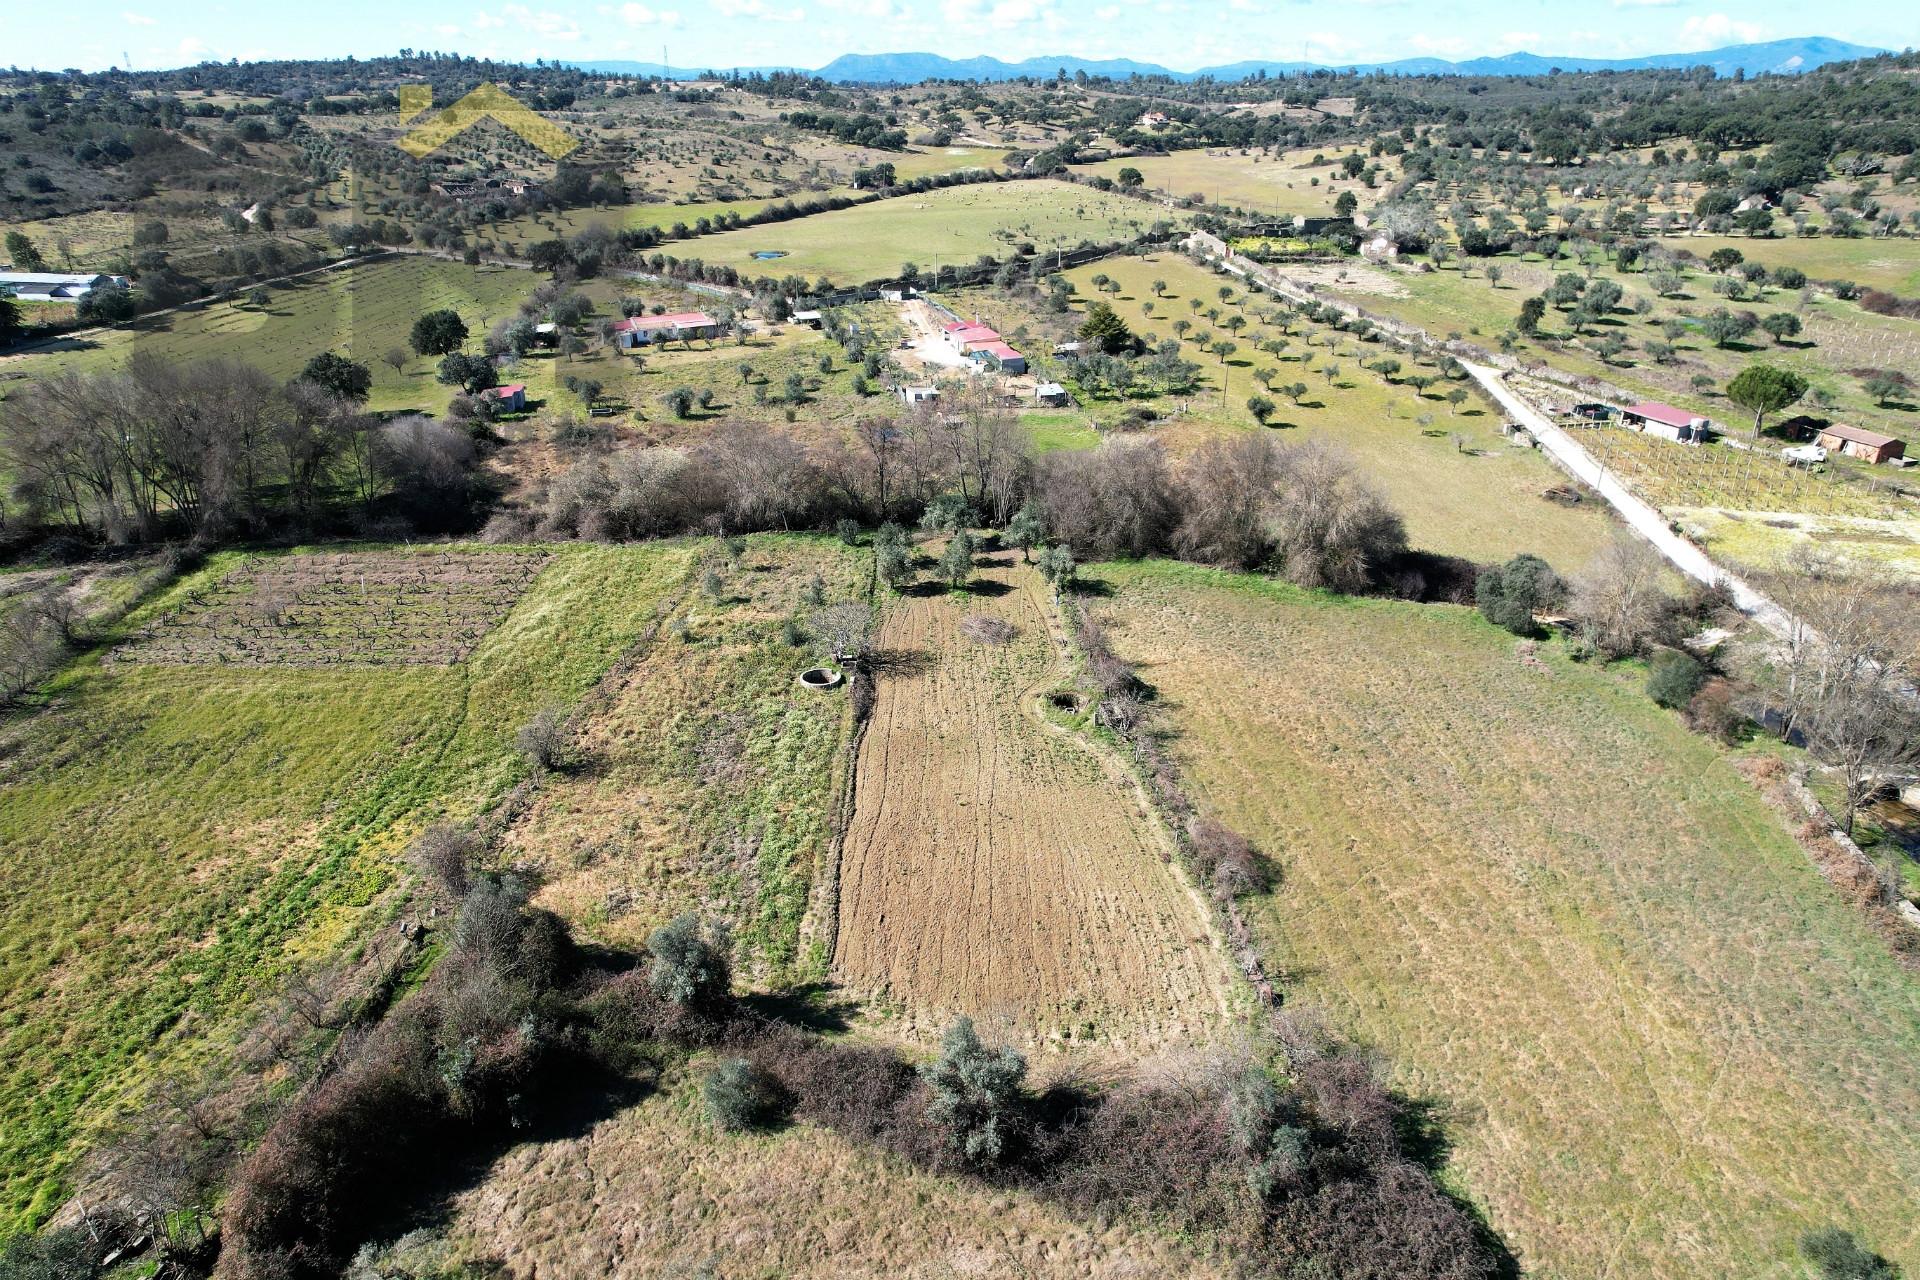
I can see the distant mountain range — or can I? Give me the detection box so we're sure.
[577,36,1887,84]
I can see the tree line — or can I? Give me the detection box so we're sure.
[2,354,484,547]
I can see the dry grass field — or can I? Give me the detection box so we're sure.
[445,1081,1225,1280]
[1093,561,1920,1280]
[833,544,1227,1048]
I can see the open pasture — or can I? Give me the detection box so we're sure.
[832,543,1226,1047]
[0,542,692,1234]
[693,181,1185,285]
[112,550,548,668]
[0,256,539,414]
[1071,145,1389,219]
[1678,234,1920,296]
[1094,561,1920,1280]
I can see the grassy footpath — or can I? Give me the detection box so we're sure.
[1094,560,1920,1280]
[0,541,693,1234]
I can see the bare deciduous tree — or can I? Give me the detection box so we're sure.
[809,601,872,664]
[1569,538,1678,658]
[1764,554,1920,836]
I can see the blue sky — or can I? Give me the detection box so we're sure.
[13,0,1916,74]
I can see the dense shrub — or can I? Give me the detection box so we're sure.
[1476,553,1564,636]
[1570,539,1680,659]
[1039,437,1182,560]
[219,875,577,1280]
[921,1017,1029,1166]
[1647,649,1707,709]
[646,913,732,1010]
[703,1057,785,1132]
[1188,817,1271,899]
[1685,676,1748,743]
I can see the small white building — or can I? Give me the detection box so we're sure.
[1033,381,1069,406]
[0,271,129,301]
[899,385,940,406]
[1359,234,1398,263]
[610,310,724,348]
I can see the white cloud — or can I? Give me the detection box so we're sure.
[1679,12,1764,48]
[1409,33,1470,56]
[715,0,807,18]
[1289,30,1364,62]
[819,0,901,16]
[942,0,1056,27]
[504,5,584,38]
[122,11,156,26]
[619,2,683,24]
[176,36,208,60]
[1094,3,1119,16]
[1228,0,1259,10]
[1609,0,1680,7]
[1500,31,1541,49]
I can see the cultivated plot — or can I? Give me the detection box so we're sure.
[505,536,863,982]
[0,543,689,1233]
[1094,562,1920,1280]
[833,545,1225,1046]
[113,550,548,667]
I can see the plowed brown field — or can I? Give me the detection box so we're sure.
[832,545,1226,1046]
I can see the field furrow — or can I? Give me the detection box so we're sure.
[833,546,1225,1046]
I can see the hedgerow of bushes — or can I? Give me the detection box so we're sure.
[211,821,1499,1280]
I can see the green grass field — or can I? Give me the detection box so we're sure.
[0,541,695,1234]
[0,256,543,415]
[1096,561,1920,1280]
[1070,145,1389,219]
[483,146,996,250]
[692,181,1185,285]
[1678,235,1920,295]
[1052,255,1616,569]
